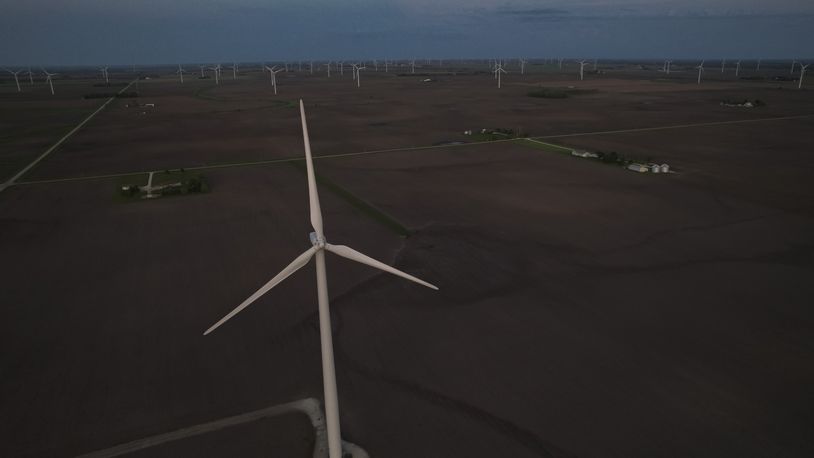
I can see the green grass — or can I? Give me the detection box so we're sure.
[289,162,411,237]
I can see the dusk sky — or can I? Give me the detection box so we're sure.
[1,0,812,66]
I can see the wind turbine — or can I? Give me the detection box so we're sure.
[4,68,22,92]
[578,60,589,81]
[176,65,186,83]
[558,57,564,70]
[666,60,673,75]
[411,59,416,74]
[325,61,331,78]
[42,69,57,95]
[519,58,527,75]
[352,64,366,87]
[756,59,761,71]
[231,62,238,80]
[799,63,809,89]
[209,64,221,85]
[791,60,797,74]
[264,65,283,94]
[735,60,741,77]
[338,61,344,76]
[205,100,437,458]
[27,67,34,86]
[309,61,314,75]
[199,65,206,78]
[384,59,389,73]
[696,60,705,84]
[99,66,109,85]
[494,63,507,88]
[721,58,726,73]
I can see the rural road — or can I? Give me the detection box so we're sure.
[6,112,813,189]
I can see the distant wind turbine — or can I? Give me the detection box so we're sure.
[27,67,34,86]
[99,66,109,85]
[231,62,238,80]
[578,60,589,81]
[756,59,761,71]
[176,65,186,83]
[519,58,527,75]
[696,60,705,84]
[4,68,22,92]
[721,58,726,73]
[666,60,673,75]
[209,64,221,85]
[204,100,437,458]
[735,60,741,77]
[42,69,57,95]
[264,65,284,94]
[791,60,797,74]
[325,61,331,78]
[494,63,507,88]
[411,59,416,74]
[352,64,366,87]
[799,63,809,89]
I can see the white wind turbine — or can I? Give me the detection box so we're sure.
[578,60,589,81]
[721,58,726,73]
[519,58,527,75]
[310,61,314,75]
[756,59,761,71]
[264,65,284,94]
[791,60,797,74]
[199,65,206,78]
[494,63,507,88]
[27,67,34,86]
[205,100,437,458]
[42,69,57,95]
[325,61,331,78]
[209,64,221,85]
[4,68,22,92]
[231,62,239,80]
[799,63,809,89]
[352,64,366,87]
[411,59,416,74]
[384,59,389,73]
[558,57,564,70]
[338,61,344,76]
[176,65,186,83]
[696,60,705,84]
[735,60,741,77]
[99,66,109,85]
[666,60,673,75]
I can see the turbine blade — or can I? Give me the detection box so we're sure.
[299,100,324,237]
[325,243,438,290]
[203,246,317,335]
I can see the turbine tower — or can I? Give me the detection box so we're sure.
[735,60,741,77]
[176,65,186,83]
[721,58,726,73]
[205,100,437,458]
[799,63,809,89]
[99,66,109,85]
[411,59,416,74]
[696,60,705,84]
[791,60,797,74]
[666,60,673,75]
[27,67,34,86]
[519,58,527,75]
[756,59,761,71]
[4,68,22,92]
[231,62,238,80]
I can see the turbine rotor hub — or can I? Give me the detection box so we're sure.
[309,232,326,249]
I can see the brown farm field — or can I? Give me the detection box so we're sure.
[1,61,813,458]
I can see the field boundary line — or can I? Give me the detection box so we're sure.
[531,114,814,140]
[0,80,136,193]
[11,113,813,188]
